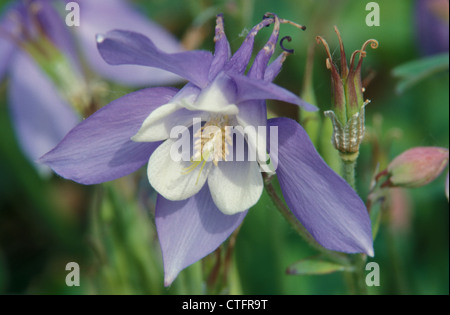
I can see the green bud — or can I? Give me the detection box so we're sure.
[317,27,378,156]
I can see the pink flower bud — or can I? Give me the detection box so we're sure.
[387,147,449,188]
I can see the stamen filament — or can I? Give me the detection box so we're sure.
[316,36,334,65]
[279,18,306,31]
[334,26,348,78]
[182,160,202,175]
[349,39,379,71]
[196,159,207,185]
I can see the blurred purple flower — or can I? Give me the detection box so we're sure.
[0,0,80,170]
[416,0,449,55]
[69,0,183,86]
[40,14,373,285]
[0,0,183,170]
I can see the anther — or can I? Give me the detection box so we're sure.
[279,18,306,31]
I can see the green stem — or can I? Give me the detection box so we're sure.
[339,152,369,295]
[342,159,357,189]
[344,271,356,294]
[351,254,369,295]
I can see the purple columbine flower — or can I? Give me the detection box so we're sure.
[40,13,373,286]
[0,0,182,169]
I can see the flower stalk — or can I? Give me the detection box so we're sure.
[315,27,380,294]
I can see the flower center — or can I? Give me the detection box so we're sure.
[194,115,233,165]
[182,115,233,182]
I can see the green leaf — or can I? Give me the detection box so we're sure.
[392,53,449,94]
[287,258,353,276]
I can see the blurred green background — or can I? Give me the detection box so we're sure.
[0,0,448,294]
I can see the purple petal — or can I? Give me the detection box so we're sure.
[264,52,288,82]
[209,14,231,80]
[268,117,373,256]
[228,72,317,112]
[73,0,184,86]
[233,30,276,148]
[224,17,274,74]
[97,30,213,88]
[237,100,267,133]
[40,87,178,185]
[234,34,283,148]
[156,185,247,286]
[247,19,282,80]
[8,53,79,168]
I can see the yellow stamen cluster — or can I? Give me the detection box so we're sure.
[194,115,232,166]
[183,115,233,183]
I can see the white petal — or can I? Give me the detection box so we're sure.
[148,139,211,201]
[236,115,268,166]
[132,85,203,142]
[187,73,239,115]
[132,102,180,142]
[208,160,263,215]
[132,105,209,143]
